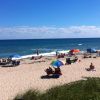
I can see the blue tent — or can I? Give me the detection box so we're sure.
[9,54,21,58]
[87,48,97,53]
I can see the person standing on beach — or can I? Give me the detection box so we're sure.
[36,49,39,55]
[56,50,58,56]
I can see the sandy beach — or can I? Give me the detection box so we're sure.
[1,0,100,99]
[0,56,100,100]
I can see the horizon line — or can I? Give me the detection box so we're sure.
[0,37,100,40]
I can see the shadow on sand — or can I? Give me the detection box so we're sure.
[41,75,60,79]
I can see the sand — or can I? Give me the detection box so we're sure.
[0,56,100,100]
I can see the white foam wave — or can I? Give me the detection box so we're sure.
[78,44,82,46]
[12,50,70,60]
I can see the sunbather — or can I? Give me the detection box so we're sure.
[65,58,71,65]
[86,63,96,71]
[74,56,78,62]
[54,67,62,75]
[45,67,54,76]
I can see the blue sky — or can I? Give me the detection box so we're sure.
[0,0,100,39]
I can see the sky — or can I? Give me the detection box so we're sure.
[0,0,100,39]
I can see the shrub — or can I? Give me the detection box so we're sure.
[14,77,100,100]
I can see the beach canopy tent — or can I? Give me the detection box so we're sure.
[51,60,64,68]
[69,49,80,53]
[87,48,97,53]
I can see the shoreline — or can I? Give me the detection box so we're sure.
[11,50,70,60]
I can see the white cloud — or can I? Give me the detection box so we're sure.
[0,25,100,39]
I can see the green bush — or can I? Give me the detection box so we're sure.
[14,77,100,100]
[14,90,40,100]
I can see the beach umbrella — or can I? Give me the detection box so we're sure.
[9,54,21,58]
[70,49,80,53]
[51,60,64,68]
[87,48,97,53]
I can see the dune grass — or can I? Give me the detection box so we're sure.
[14,77,100,100]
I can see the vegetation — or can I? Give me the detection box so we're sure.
[14,77,100,100]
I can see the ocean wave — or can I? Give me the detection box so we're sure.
[78,44,83,46]
[12,50,70,60]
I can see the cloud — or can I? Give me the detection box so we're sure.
[0,25,100,39]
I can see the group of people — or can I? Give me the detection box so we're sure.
[0,58,20,67]
[11,60,20,66]
[65,56,78,65]
[45,67,62,77]
[57,53,66,58]
[44,55,79,78]
[31,55,42,60]
[0,58,12,65]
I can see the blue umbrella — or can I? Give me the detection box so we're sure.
[9,54,21,58]
[51,60,64,68]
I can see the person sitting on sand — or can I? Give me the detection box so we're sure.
[45,67,54,76]
[54,67,62,75]
[90,63,95,69]
[2,58,6,63]
[74,56,78,62]
[31,56,35,60]
[65,58,71,65]
[7,58,12,63]
[86,63,95,71]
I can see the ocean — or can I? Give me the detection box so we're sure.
[0,38,100,58]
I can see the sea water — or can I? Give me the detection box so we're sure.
[0,38,100,58]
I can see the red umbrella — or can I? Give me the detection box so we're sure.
[70,49,80,53]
